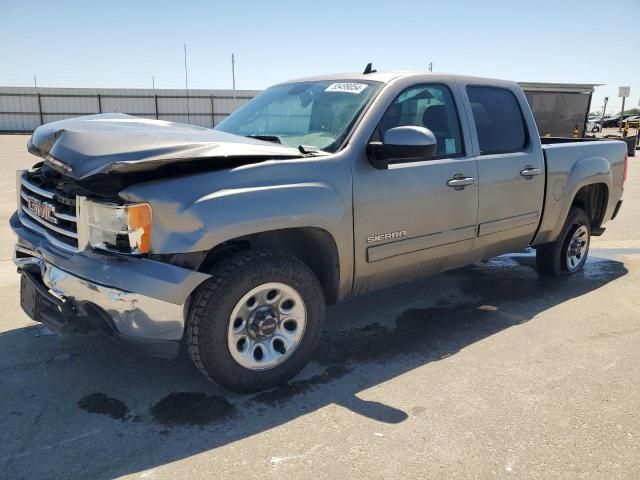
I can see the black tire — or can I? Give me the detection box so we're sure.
[536,207,591,276]
[186,250,325,393]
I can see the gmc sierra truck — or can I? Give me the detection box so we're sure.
[11,71,627,392]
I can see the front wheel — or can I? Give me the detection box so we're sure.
[536,207,591,276]
[186,250,325,393]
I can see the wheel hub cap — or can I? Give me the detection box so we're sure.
[248,306,279,339]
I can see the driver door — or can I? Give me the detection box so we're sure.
[352,82,479,294]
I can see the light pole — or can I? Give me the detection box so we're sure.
[600,97,608,132]
[184,44,190,123]
[231,53,236,100]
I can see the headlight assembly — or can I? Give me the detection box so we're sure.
[85,201,152,254]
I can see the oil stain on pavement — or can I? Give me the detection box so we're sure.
[78,391,235,426]
[249,364,351,406]
[150,392,234,426]
[78,393,130,420]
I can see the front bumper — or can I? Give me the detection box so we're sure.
[11,212,211,357]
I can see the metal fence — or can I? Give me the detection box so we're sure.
[0,87,260,132]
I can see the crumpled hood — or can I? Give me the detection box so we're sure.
[28,113,304,180]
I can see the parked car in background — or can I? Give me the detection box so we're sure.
[586,119,601,132]
[601,116,620,128]
[621,116,640,128]
[11,71,628,392]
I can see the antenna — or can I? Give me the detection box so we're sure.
[363,62,376,74]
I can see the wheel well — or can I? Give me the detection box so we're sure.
[199,228,341,304]
[571,183,608,229]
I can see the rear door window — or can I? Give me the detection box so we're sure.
[466,86,528,155]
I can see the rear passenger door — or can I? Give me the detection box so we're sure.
[461,83,545,258]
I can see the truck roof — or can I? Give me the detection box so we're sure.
[280,72,602,96]
[279,70,518,86]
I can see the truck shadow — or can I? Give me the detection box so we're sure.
[0,253,628,479]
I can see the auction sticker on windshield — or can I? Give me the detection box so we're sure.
[325,83,368,94]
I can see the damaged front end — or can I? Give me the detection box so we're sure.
[17,164,152,255]
[20,112,306,253]
[12,166,210,357]
[13,160,210,356]
[15,244,187,357]
[12,114,274,354]
[28,112,305,181]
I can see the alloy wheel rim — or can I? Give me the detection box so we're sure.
[227,282,306,370]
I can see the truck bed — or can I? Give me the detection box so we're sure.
[541,135,636,157]
[533,138,627,245]
[540,136,608,144]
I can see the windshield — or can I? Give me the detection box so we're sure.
[215,80,382,153]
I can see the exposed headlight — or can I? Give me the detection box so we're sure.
[86,201,152,254]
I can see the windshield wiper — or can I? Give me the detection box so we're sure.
[246,135,327,156]
[245,135,283,144]
[298,145,328,156]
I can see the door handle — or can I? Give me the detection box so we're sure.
[447,175,475,189]
[520,167,541,178]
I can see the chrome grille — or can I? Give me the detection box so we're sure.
[18,172,79,252]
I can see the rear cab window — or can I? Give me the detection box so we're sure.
[466,86,528,155]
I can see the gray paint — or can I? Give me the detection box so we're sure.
[120,153,356,300]
[533,140,626,245]
[383,125,437,146]
[11,71,626,344]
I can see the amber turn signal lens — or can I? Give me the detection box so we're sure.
[127,203,152,254]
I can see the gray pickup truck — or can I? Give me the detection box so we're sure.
[11,71,627,392]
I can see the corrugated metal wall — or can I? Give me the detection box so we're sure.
[0,86,260,132]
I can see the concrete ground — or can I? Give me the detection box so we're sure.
[1,134,639,479]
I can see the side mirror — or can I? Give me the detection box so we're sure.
[366,126,437,170]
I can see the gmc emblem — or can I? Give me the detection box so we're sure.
[25,196,58,224]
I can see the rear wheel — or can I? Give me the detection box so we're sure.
[536,207,591,276]
[186,250,325,393]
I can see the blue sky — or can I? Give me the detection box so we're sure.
[1,0,638,113]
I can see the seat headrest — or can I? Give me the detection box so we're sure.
[422,105,450,132]
[470,102,491,127]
